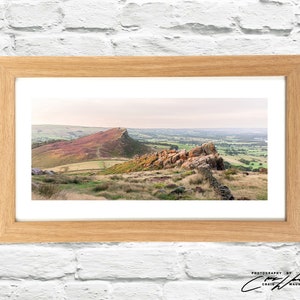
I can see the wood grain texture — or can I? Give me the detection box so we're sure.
[0,56,299,242]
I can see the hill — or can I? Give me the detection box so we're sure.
[32,124,106,143]
[32,128,151,168]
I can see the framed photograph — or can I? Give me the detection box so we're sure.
[0,56,299,242]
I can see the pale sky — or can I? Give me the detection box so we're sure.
[32,98,267,128]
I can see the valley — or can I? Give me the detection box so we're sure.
[32,125,268,201]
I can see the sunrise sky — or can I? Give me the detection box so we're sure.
[32,98,267,128]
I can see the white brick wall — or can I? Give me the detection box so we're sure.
[0,0,300,298]
[7,0,61,29]
[77,248,179,280]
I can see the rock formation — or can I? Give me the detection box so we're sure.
[120,142,225,172]
[105,142,234,200]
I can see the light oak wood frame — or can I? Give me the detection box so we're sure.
[0,56,299,243]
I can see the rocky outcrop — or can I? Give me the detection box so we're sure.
[105,142,235,200]
[133,142,224,171]
[32,168,56,175]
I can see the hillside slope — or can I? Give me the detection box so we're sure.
[32,128,151,168]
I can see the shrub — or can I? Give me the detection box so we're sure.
[41,175,85,185]
[156,193,178,200]
[224,174,234,181]
[92,182,109,192]
[224,168,238,176]
[153,183,165,189]
[43,177,55,183]
[101,192,122,200]
[223,161,231,169]
[110,175,123,180]
[37,184,60,198]
[165,183,178,189]
[124,186,133,193]
[239,158,251,165]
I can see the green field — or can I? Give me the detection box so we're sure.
[45,159,128,174]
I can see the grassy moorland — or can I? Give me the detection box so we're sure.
[32,168,267,201]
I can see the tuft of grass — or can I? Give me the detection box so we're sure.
[153,183,165,189]
[165,183,178,189]
[43,177,56,183]
[92,182,109,192]
[189,174,204,185]
[182,170,196,177]
[257,192,268,200]
[124,188,132,193]
[37,184,60,198]
[173,175,183,182]
[101,192,123,200]
[224,168,239,181]
[224,168,238,176]
[110,175,123,180]
[156,193,178,200]
[40,175,87,185]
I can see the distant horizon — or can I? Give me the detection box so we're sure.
[32,123,268,130]
[32,98,268,128]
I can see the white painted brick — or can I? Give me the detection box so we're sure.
[11,282,64,300]
[164,282,210,300]
[7,0,61,28]
[269,288,300,300]
[210,281,267,300]
[0,246,75,279]
[15,34,113,55]
[63,0,118,30]
[77,248,179,279]
[175,1,237,31]
[238,2,295,32]
[64,282,110,300]
[113,36,216,55]
[0,282,17,299]
[215,36,300,54]
[0,1,5,29]
[296,5,300,24]
[0,35,12,54]
[260,0,291,3]
[121,3,176,29]
[186,246,298,278]
[111,282,162,300]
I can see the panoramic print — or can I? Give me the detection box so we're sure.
[31,98,268,201]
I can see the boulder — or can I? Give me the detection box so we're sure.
[188,142,216,157]
[32,168,44,175]
[188,146,204,158]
